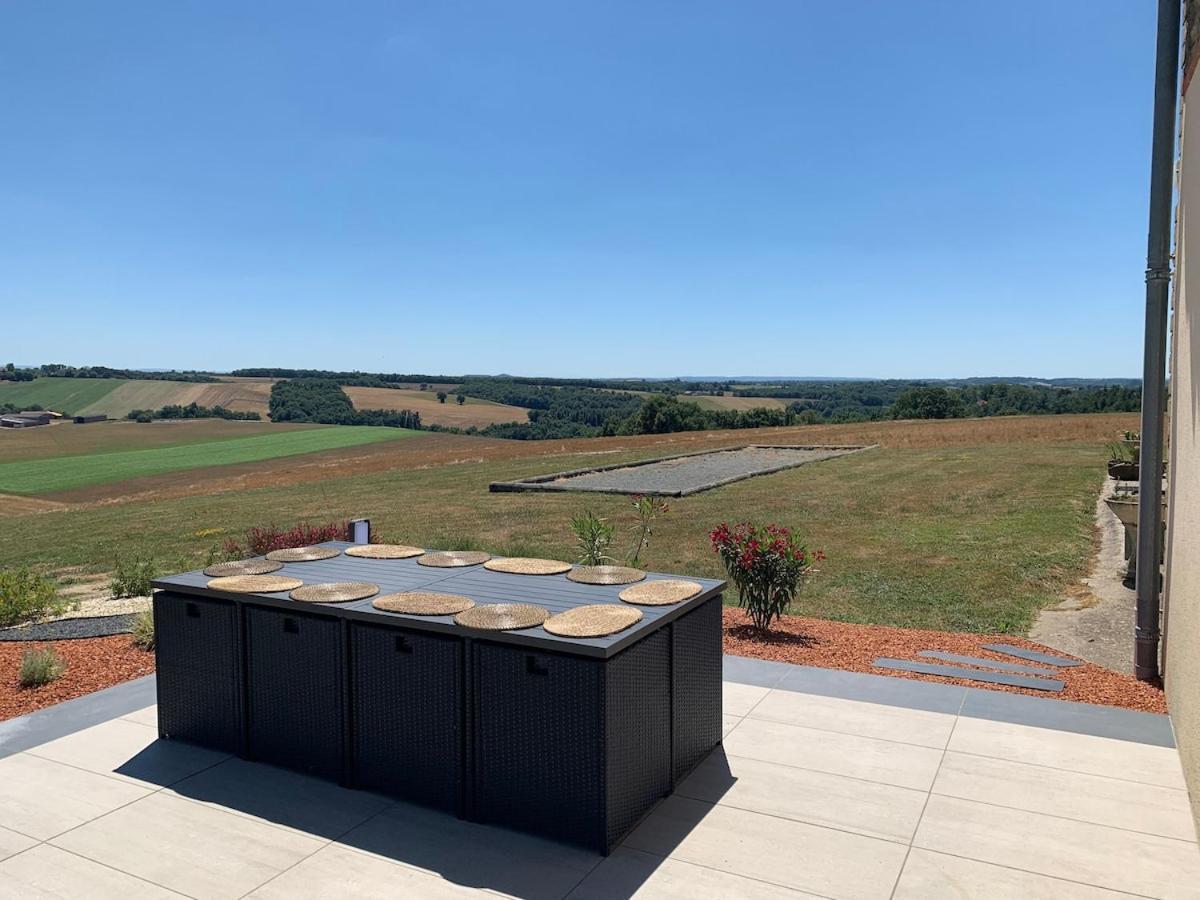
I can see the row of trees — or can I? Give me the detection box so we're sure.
[126,403,262,423]
[268,379,422,429]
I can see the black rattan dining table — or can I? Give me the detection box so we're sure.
[152,541,724,854]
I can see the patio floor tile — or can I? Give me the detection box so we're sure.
[948,716,1188,789]
[119,704,159,729]
[893,848,1138,899]
[246,843,486,898]
[0,752,149,840]
[567,847,810,899]
[933,750,1198,841]
[722,714,741,737]
[677,751,925,843]
[337,800,599,900]
[913,794,1200,898]
[624,794,906,900]
[0,826,38,863]
[51,791,326,900]
[0,843,182,899]
[27,717,227,789]
[166,756,392,840]
[723,715,944,790]
[749,688,956,749]
[723,681,770,717]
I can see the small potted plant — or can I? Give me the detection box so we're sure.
[1107,438,1140,481]
[710,522,822,631]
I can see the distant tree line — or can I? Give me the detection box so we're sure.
[29,364,216,381]
[2,363,35,382]
[126,403,262,423]
[267,379,422,429]
[886,384,1141,420]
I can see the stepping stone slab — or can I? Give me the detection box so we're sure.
[981,643,1083,668]
[872,658,1065,692]
[917,650,1059,677]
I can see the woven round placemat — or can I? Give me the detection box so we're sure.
[618,579,703,606]
[207,575,304,593]
[344,544,425,560]
[290,582,379,604]
[566,565,646,586]
[543,604,643,638]
[202,559,283,577]
[483,557,572,576]
[372,592,476,616]
[264,546,341,562]
[454,603,549,630]
[417,550,491,568]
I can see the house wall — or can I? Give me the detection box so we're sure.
[1166,6,1200,830]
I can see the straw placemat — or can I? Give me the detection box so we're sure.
[373,592,476,616]
[566,565,646,586]
[207,575,304,593]
[265,546,341,562]
[618,580,703,606]
[454,603,549,631]
[344,544,425,560]
[202,559,282,577]
[290,582,379,604]
[483,557,572,576]
[417,551,491,568]
[543,604,643,638]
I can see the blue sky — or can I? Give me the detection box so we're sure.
[0,2,1158,378]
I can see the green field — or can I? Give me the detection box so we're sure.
[0,426,420,494]
[0,435,1105,634]
[0,378,123,415]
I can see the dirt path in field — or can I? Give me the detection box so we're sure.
[1030,478,1136,674]
[27,413,1138,512]
[0,493,69,515]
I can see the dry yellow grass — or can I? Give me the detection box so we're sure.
[344,386,527,428]
[685,394,791,412]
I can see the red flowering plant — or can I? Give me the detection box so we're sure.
[710,523,823,631]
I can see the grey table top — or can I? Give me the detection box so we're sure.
[153,541,726,659]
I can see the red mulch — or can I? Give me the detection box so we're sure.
[722,608,1167,714]
[0,636,156,722]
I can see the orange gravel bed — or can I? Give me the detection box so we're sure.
[722,608,1166,714]
[0,636,155,722]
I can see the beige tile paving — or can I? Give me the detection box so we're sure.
[0,752,150,840]
[723,681,770,717]
[0,826,38,863]
[893,848,1138,899]
[623,794,907,900]
[948,715,1188,789]
[52,791,326,900]
[721,714,741,738]
[568,847,812,899]
[748,688,956,749]
[247,843,485,898]
[166,756,391,839]
[913,794,1200,898]
[119,704,160,729]
[678,751,926,843]
[27,717,227,789]
[0,843,183,899]
[723,714,944,790]
[337,800,598,900]
[933,750,1198,841]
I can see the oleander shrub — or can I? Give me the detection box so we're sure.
[111,555,156,598]
[571,511,613,566]
[710,522,823,631]
[130,609,155,651]
[0,567,68,628]
[19,647,66,687]
[242,521,351,556]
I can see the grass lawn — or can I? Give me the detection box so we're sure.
[0,426,421,494]
[0,437,1104,634]
[0,378,123,415]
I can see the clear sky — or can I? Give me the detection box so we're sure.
[0,1,1159,378]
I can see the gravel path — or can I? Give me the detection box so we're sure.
[0,613,139,642]
[505,446,862,496]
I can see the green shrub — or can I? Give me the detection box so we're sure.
[130,609,155,650]
[570,511,613,566]
[19,647,66,687]
[0,568,67,628]
[111,555,156,598]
